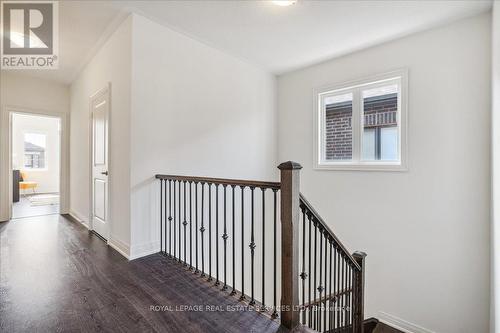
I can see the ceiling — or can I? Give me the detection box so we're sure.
[1,0,493,84]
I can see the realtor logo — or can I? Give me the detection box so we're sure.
[1,1,58,69]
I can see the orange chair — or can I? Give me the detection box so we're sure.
[19,171,38,195]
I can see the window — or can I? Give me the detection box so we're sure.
[24,133,46,169]
[315,70,407,170]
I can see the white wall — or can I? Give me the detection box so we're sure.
[68,13,277,260]
[129,14,277,259]
[0,73,70,113]
[12,113,61,194]
[277,13,491,333]
[492,2,499,333]
[0,73,70,221]
[70,16,132,251]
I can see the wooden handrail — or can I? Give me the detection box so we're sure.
[302,287,353,309]
[299,194,361,271]
[155,174,280,190]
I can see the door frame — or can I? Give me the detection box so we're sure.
[88,84,111,241]
[0,105,69,221]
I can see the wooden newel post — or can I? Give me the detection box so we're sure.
[352,251,367,333]
[278,161,302,329]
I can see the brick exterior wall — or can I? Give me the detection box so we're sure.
[325,94,397,160]
[325,101,352,160]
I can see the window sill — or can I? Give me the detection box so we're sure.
[314,162,407,172]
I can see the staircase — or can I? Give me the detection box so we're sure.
[156,161,367,332]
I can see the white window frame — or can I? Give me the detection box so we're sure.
[314,69,408,171]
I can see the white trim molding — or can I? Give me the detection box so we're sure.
[0,108,9,221]
[69,210,90,229]
[108,238,157,261]
[378,312,436,333]
[0,105,70,221]
[108,237,131,259]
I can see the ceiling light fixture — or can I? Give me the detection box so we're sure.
[271,1,297,7]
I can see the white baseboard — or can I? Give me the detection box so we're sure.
[67,213,131,261]
[378,312,435,333]
[67,210,156,262]
[69,210,90,229]
[129,240,160,260]
[108,237,131,259]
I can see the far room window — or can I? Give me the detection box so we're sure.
[24,133,46,169]
[315,70,407,170]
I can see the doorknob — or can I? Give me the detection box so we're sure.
[101,171,108,176]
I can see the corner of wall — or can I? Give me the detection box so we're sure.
[69,10,134,261]
[108,237,131,259]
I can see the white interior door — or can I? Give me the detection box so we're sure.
[91,89,109,240]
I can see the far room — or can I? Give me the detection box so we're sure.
[11,113,61,218]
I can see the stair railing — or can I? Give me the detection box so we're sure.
[156,161,366,332]
[299,193,366,333]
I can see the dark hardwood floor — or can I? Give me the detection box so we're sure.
[0,214,282,333]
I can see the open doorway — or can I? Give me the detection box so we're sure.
[11,113,61,219]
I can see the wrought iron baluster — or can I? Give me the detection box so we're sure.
[344,255,348,329]
[160,180,163,254]
[316,225,323,332]
[215,184,220,286]
[173,181,177,260]
[230,185,236,296]
[272,189,278,319]
[208,183,213,281]
[163,179,168,256]
[261,187,266,310]
[239,186,246,301]
[178,180,182,263]
[308,213,312,326]
[164,180,168,256]
[348,264,352,328]
[344,260,348,329]
[348,259,351,329]
[195,182,199,273]
[318,227,323,332]
[323,232,328,332]
[341,254,345,329]
[336,248,341,330]
[168,180,172,257]
[344,256,349,326]
[222,185,228,291]
[300,207,307,324]
[346,255,349,330]
[313,219,317,330]
[328,239,333,332]
[352,263,355,328]
[189,181,193,269]
[249,186,256,306]
[183,181,187,265]
[200,182,206,277]
[332,244,336,331]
